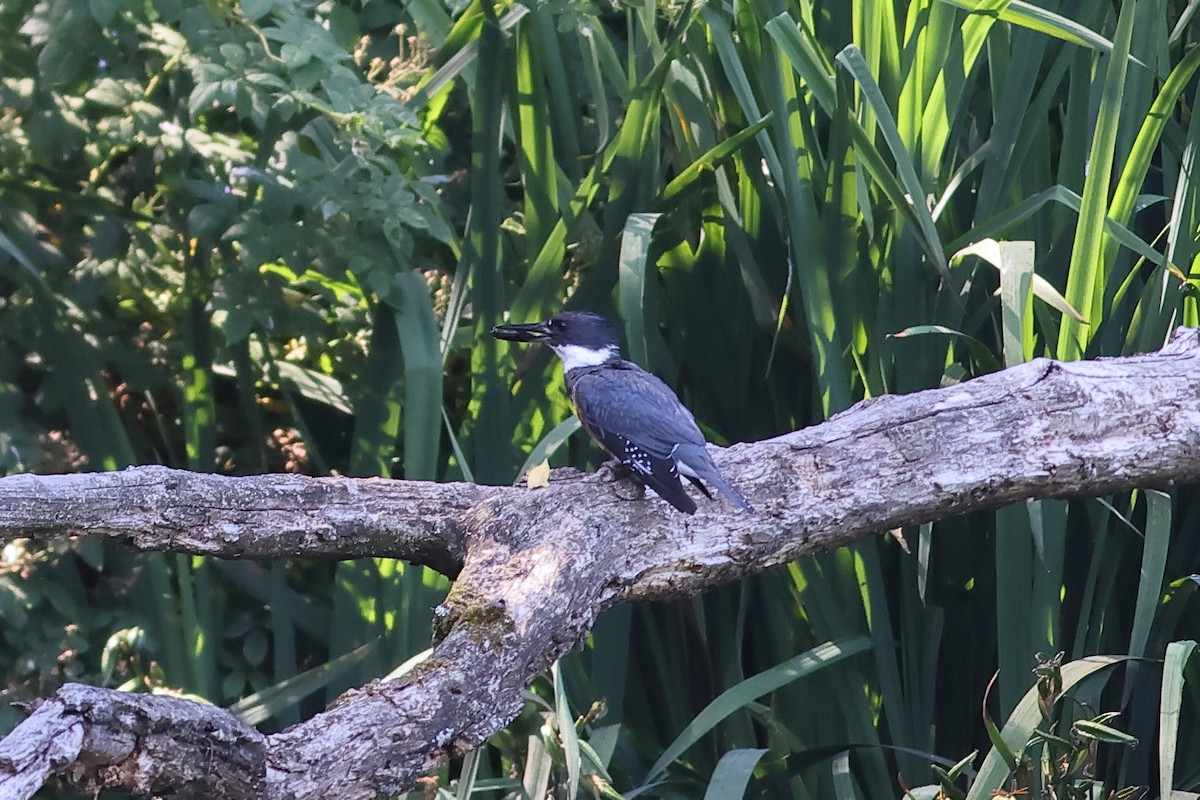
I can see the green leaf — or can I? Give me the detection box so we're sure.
[831,749,856,800]
[1129,490,1172,661]
[1072,718,1138,746]
[934,0,1143,57]
[1057,2,1135,360]
[1109,43,1200,227]
[454,747,482,800]
[660,116,774,204]
[965,656,1122,800]
[617,213,662,367]
[1160,640,1198,795]
[553,660,581,800]
[230,640,378,726]
[392,271,443,481]
[0,228,47,288]
[516,416,581,484]
[242,0,276,20]
[639,637,871,789]
[888,325,1001,374]
[522,733,553,800]
[276,362,353,415]
[835,45,951,285]
[702,748,767,800]
[764,13,835,114]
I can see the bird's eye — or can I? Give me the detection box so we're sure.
[550,319,566,330]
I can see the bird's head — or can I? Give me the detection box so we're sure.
[492,311,621,370]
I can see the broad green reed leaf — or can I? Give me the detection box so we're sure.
[1126,490,1173,701]
[835,45,950,284]
[831,750,855,800]
[1108,43,1200,227]
[935,0,1135,55]
[0,229,48,287]
[763,14,835,114]
[442,406,475,484]
[888,325,1002,374]
[552,661,582,800]
[393,272,442,480]
[1159,640,1198,796]
[231,639,377,725]
[454,747,482,800]
[407,3,528,109]
[514,20,559,257]
[638,637,871,791]
[267,563,298,727]
[660,115,773,205]
[528,11,583,180]
[617,213,662,367]
[523,733,553,800]
[949,185,1169,280]
[701,748,768,800]
[348,304,405,478]
[857,543,928,781]
[1058,2,1135,360]
[701,7,784,183]
[463,3,511,487]
[173,554,215,699]
[916,0,1009,180]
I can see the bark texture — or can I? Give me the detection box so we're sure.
[2,328,1200,799]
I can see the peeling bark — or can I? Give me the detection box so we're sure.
[2,328,1200,799]
[0,685,265,799]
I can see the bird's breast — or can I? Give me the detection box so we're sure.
[567,384,613,456]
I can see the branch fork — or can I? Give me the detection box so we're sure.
[3,329,1200,798]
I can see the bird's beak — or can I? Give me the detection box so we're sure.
[491,321,552,343]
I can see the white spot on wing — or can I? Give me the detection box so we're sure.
[619,435,654,475]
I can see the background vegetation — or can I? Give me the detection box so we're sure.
[2,0,1199,797]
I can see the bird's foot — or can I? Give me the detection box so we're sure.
[612,480,645,502]
[597,459,632,482]
[597,460,644,501]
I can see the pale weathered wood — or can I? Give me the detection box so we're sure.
[0,684,265,800]
[0,468,486,576]
[2,328,1200,799]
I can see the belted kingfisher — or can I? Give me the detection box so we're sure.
[492,310,752,514]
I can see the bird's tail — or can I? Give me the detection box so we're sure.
[706,473,754,513]
[675,445,754,513]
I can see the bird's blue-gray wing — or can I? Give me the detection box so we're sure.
[570,363,753,513]
[568,364,704,513]
[569,364,706,458]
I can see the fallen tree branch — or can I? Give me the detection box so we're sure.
[0,684,264,799]
[0,468,487,576]
[3,328,1200,799]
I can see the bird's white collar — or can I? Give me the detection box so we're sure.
[551,344,619,371]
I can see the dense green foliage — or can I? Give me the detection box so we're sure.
[3,0,1200,797]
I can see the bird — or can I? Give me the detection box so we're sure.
[492,310,753,514]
